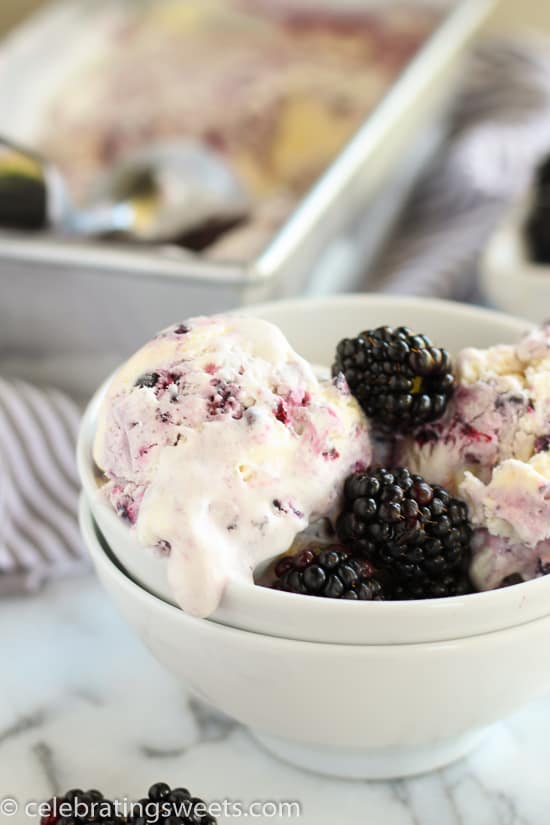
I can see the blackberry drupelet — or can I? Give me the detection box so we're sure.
[148,782,171,802]
[336,468,472,598]
[526,154,550,264]
[272,545,387,600]
[332,326,454,431]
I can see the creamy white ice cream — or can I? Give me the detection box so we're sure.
[94,315,372,615]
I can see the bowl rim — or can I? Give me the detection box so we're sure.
[76,292,550,640]
[80,492,550,651]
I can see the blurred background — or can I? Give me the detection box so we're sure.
[493,1,550,32]
[1,0,549,35]
[2,0,550,587]
[1,0,550,392]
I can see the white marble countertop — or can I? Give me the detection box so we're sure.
[1,575,550,824]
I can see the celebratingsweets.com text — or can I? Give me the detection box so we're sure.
[0,795,302,821]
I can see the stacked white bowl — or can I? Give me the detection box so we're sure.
[481,200,550,323]
[78,295,550,780]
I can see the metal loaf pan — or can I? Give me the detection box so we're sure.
[0,0,496,398]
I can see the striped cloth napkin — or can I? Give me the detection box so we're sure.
[372,40,550,299]
[2,40,550,595]
[0,378,86,593]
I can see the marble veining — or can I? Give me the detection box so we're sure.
[1,577,550,824]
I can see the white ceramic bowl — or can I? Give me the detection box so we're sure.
[80,494,550,780]
[481,204,550,323]
[78,294,550,645]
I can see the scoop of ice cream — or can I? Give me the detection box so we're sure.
[94,315,372,615]
[465,451,550,589]
[394,344,530,490]
[395,324,550,589]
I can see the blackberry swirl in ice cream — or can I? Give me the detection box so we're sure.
[93,315,372,616]
[395,324,550,589]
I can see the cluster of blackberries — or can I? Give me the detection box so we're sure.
[274,325,472,601]
[41,783,216,825]
[272,468,472,601]
[337,468,471,599]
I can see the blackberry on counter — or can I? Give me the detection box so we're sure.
[272,545,387,600]
[526,155,550,264]
[332,326,454,431]
[41,790,111,825]
[336,468,472,598]
[40,783,216,825]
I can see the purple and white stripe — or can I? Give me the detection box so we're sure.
[0,378,86,594]
[373,41,550,300]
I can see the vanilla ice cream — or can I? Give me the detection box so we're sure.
[94,315,372,615]
[396,324,550,589]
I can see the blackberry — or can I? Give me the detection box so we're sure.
[40,790,114,825]
[526,154,550,264]
[40,783,216,825]
[393,572,472,600]
[272,545,387,600]
[41,799,61,825]
[536,154,550,188]
[132,784,214,825]
[332,326,454,431]
[336,468,472,598]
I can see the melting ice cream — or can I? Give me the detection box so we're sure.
[94,315,372,615]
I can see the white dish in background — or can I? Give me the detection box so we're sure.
[77,293,550,647]
[481,201,550,323]
[80,494,550,780]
